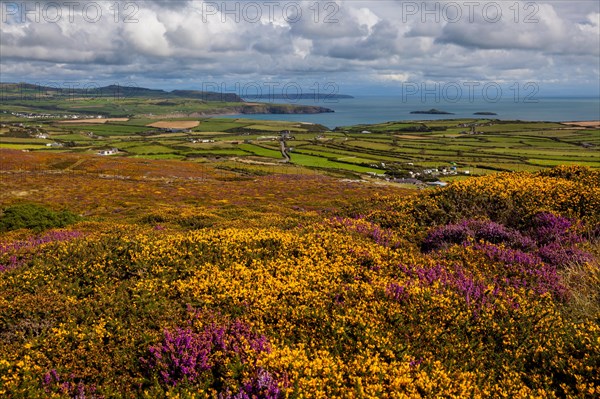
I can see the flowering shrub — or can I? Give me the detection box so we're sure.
[527,212,582,246]
[42,369,103,399]
[0,230,83,272]
[422,219,536,251]
[537,242,592,267]
[140,313,278,395]
[420,212,593,300]
[386,282,409,303]
[218,369,282,399]
[366,166,600,230]
[328,216,404,248]
[0,152,598,398]
[423,214,591,267]
[143,327,213,386]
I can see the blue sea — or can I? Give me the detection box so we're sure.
[223,96,600,129]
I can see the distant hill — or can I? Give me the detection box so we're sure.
[0,82,334,116]
[0,83,356,103]
[0,82,243,102]
[170,90,242,102]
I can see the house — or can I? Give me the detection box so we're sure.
[188,139,216,144]
[427,181,448,187]
[46,142,63,148]
[98,148,118,156]
[361,130,371,134]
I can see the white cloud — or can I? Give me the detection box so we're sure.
[437,2,599,56]
[378,73,411,82]
[0,0,598,93]
[122,8,170,56]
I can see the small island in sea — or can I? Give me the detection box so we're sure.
[410,108,454,115]
[474,112,498,115]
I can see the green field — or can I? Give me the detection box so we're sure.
[0,143,50,150]
[2,97,598,180]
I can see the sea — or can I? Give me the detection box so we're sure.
[223,96,600,129]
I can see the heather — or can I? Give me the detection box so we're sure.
[0,152,599,398]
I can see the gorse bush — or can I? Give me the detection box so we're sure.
[1,165,599,398]
[0,203,80,233]
[363,165,600,233]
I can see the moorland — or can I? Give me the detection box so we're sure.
[0,89,599,398]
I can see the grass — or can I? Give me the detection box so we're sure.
[238,143,283,159]
[56,123,151,136]
[50,134,95,141]
[0,143,50,150]
[1,98,598,178]
[187,149,250,156]
[245,124,306,132]
[0,137,50,144]
[560,260,600,322]
[528,159,600,167]
[123,144,176,155]
[132,154,186,160]
[194,121,250,132]
[288,153,383,173]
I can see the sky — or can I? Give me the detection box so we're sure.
[1,0,599,98]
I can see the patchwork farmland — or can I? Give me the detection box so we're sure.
[1,114,598,182]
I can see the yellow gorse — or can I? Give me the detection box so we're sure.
[0,151,598,398]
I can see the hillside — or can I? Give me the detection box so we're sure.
[1,117,597,180]
[0,83,334,117]
[0,83,244,102]
[0,150,599,398]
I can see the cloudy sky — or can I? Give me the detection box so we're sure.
[1,0,599,96]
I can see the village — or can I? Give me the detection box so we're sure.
[1,110,105,120]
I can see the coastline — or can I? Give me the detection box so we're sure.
[215,96,600,129]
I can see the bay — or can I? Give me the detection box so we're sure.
[223,96,600,129]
